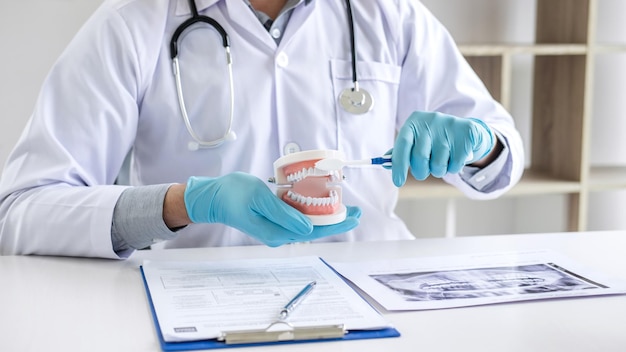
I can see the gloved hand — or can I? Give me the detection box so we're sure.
[391,111,495,186]
[184,172,361,247]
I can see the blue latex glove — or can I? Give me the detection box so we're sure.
[184,173,361,247]
[391,111,495,186]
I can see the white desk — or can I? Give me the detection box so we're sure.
[2,231,626,352]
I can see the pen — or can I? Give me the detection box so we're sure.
[278,281,317,320]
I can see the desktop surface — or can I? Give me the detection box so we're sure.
[1,231,625,352]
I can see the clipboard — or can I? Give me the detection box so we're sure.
[140,259,400,351]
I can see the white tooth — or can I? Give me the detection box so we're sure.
[313,198,321,206]
[297,194,306,204]
[329,190,338,204]
[305,196,313,205]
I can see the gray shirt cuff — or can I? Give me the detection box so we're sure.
[111,184,179,254]
[460,131,512,193]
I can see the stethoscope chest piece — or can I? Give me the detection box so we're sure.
[339,87,373,114]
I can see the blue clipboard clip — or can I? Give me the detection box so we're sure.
[218,321,346,345]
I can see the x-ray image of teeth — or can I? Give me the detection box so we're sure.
[370,263,605,301]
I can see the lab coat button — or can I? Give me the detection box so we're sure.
[276,52,289,67]
[271,28,282,39]
[283,142,301,155]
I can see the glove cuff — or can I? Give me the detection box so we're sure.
[468,117,496,161]
[184,176,217,223]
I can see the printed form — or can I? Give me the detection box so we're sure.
[141,256,391,342]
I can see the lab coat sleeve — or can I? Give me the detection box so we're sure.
[0,3,163,258]
[395,1,524,200]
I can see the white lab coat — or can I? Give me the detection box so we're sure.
[0,0,524,258]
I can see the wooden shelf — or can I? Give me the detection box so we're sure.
[458,43,588,56]
[593,44,626,53]
[506,170,582,196]
[463,44,626,56]
[588,166,626,191]
[398,170,581,200]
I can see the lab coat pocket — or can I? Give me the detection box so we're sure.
[330,59,401,159]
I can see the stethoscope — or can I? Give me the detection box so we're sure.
[170,0,373,149]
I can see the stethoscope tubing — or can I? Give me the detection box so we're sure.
[170,16,230,60]
[345,0,358,88]
[171,0,371,149]
[171,0,235,149]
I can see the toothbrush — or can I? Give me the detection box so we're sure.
[315,155,392,171]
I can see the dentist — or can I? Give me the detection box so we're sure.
[0,0,523,258]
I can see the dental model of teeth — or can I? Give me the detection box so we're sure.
[272,149,348,225]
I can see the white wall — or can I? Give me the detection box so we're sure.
[0,1,103,165]
[0,1,624,237]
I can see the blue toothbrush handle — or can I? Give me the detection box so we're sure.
[371,155,392,166]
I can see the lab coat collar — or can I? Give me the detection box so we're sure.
[175,0,313,16]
